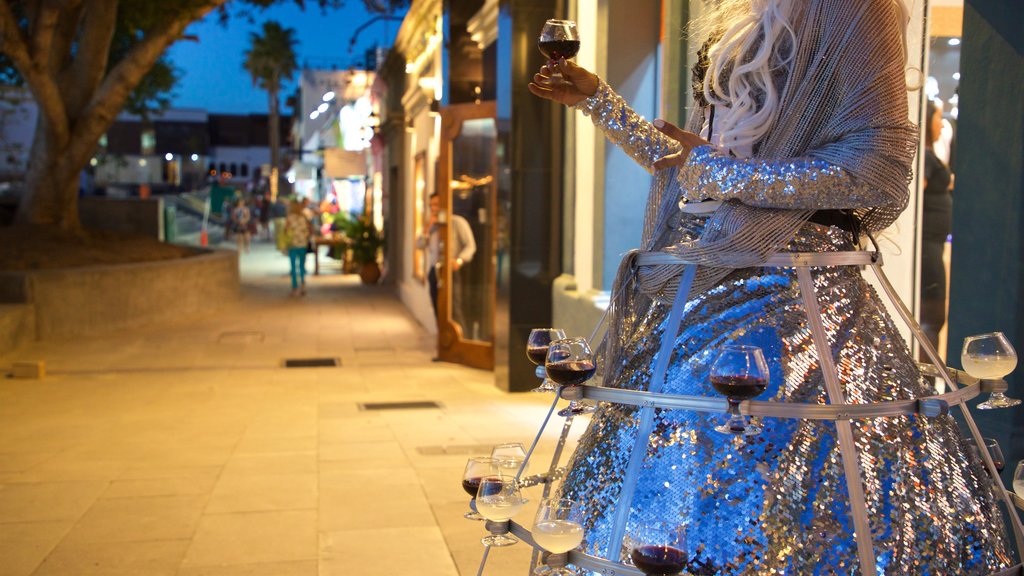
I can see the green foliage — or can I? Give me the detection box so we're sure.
[343,215,384,265]
[242,21,299,91]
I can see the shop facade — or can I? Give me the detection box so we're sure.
[378,0,964,392]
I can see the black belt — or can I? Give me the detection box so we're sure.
[808,209,860,241]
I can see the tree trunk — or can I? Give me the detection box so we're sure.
[17,114,82,231]
[268,81,280,185]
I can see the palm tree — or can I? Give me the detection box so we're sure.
[243,21,298,193]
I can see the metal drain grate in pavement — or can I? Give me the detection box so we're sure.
[283,358,340,368]
[359,401,442,411]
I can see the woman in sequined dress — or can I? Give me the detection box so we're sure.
[528,0,1013,574]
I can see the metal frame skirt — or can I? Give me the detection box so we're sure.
[471,248,1024,576]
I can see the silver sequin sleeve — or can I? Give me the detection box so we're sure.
[678,145,893,209]
[573,79,681,173]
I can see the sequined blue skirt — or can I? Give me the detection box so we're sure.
[559,221,1012,575]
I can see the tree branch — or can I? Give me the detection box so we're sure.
[68,0,229,164]
[65,0,117,118]
[0,0,70,146]
[30,2,61,73]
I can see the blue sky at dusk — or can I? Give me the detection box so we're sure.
[166,3,406,114]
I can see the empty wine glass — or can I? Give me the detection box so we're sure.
[528,328,567,392]
[532,498,585,575]
[492,442,529,478]
[538,20,580,62]
[962,332,1020,409]
[628,521,689,576]
[476,475,526,547]
[546,337,598,417]
[1013,461,1024,498]
[462,457,497,521]
[710,345,769,436]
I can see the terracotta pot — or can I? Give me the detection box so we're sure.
[358,262,381,285]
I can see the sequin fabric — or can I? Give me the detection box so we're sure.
[558,218,1013,575]
[678,146,888,210]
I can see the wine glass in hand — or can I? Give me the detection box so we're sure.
[532,498,585,575]
[528,328,567,392]
[629,522,689,576]
[962,332,1020,409]
[476,476,526,547]
[546,337,598,417]
[462,457,497,521]
[710,345,769,436]
[538,20,580,63]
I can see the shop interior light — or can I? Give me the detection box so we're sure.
[322,91,336,102]
[952,72,961,81]
[191,153,199,162]
[948,38,961,46]
[317,102,330,114]
[310,110,320,120]
[165,153,174,161]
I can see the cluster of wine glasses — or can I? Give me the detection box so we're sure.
[961,332,1020,409]
[462,443,529,520]
[527,329,598,416]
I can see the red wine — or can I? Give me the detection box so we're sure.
[631,545,688,575]
[710,374,767,400]
[527,345,549,366]
[546,360,596,386]
[462,476,483,497]
[538,39,580,61]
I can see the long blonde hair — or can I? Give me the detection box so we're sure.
[694,0,910,155]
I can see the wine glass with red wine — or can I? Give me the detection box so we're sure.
[546,337,598,417]
[538,19,580,63]
[462,457,497,520]
[528,328,567,392]
[710,345,769,436]
[629,521,689,576]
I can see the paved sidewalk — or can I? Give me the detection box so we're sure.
[0,241,583,576]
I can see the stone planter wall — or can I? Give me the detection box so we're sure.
[0,249,238,341]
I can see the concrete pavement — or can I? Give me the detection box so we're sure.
[0,240,583,576]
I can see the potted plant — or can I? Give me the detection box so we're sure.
[345,216,384,284]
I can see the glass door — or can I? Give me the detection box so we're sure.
[436,102,498,369]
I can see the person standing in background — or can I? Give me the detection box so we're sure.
[285,199,313,297]
[418,192,476,327]
[919,98,954,354]
[232,198,251,253]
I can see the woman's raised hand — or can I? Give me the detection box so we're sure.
[651,119,712,170]
[528,58,599,106]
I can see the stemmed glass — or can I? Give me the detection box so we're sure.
[710,345,769,436]
[528,328,567,392]
[476,475,526,547]
[546,337,598,417]
[538,20,581,63]
[462,457,497,521]
[1013,461,1024,498]
[628,521,689,576]
[962,332,1020,409]
[531,498,585,575]
[492,442,529,478]
[966,436,1006,472]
